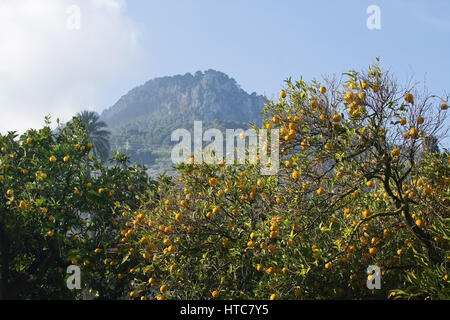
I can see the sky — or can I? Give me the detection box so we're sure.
[0,0,449,137]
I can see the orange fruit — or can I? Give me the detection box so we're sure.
[160,285,168,293]
[320,86,326,94]
[363,209,372,218]
[417,116,424,124]
[208,177,218,186]
[409,128,418,137]
[280,91,287,99]
[391,148,400,157]
[404,93,414,103]
[333,114,342,122]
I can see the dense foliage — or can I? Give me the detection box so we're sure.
[113,64,449,300]
[1,64,448,300]
[0,117,154,299]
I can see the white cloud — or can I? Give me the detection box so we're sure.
[0,0,142,133]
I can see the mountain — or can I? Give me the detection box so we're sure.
[101,70,267,175]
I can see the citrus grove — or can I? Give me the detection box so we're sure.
[1,63,449,300]
[0,117,154,299]
[113,63,449,300]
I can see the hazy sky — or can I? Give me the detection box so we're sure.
[1,0,449,134]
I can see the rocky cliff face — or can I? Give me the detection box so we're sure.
[101,70,266,173]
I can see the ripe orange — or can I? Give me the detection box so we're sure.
[417,116,424,124]
[399,118,407,125]
[175,213,183,222]
[404,93,414,103]
[19,200,26,209]
[272,116,280,124]
[280,91,287,99]
[366,180,374,187]
[363,209,372,218]
[270,294,279,300]
[212,290,219,299]
[142,252,151,259]
[26,137,32,144]
[409,127,418,137]
[320,86,326,94]
[344,92,353,102]
[160,285,168,293]
[361,81,368,89]
[441,103,448,110]
[49,156,56,163]
[63,156,69,163]
[369,247,377,255]
[324,262,332,269]
[317,187,325,196]
[391,148,400,157]
[415,219,423,227]
[292,170,300,180]
[333,114,342,122]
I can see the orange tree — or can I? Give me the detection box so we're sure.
[115,63,449,300]
[0,116,153,299]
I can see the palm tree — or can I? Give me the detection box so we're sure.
[76,111,111,161]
